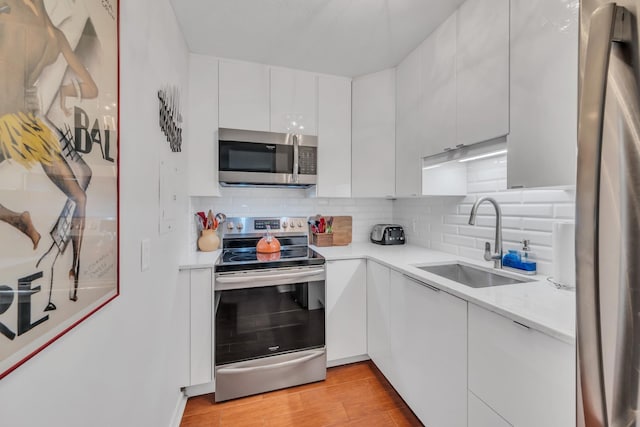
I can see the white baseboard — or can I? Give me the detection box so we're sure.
[169,392,188,427]
[184,381,215,397]
[327,354,370,368]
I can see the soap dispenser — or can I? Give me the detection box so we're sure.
[521,240,534,261]
[519,239,537,274]
[502,240,537,275]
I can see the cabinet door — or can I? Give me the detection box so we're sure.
[190,268,213,386]
[395,47,422,197]
[270,68,318,135]
[507,0,578,188]
[390,274,467,427]
[420,12,457,157]
[316,76,352,198]
[468,304,575,427]
[456,0,509,146]
[352,69,396,198]
[326,259,367,363]
[468,391,511,427]
[366,261,391,376]
[219,60,270,131]
[187,54,221,197]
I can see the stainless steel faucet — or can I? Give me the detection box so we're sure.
[468,196,503,269]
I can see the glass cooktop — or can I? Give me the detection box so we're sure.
[215,246,325,273]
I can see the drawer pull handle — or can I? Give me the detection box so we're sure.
[513,320,531,330]
[404,274,440,292]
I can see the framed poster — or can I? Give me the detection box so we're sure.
[0,0,119,379]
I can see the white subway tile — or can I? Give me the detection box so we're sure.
[554,204,575,219]
[458,247,489,263]
[522,218,557,232]
[522,190,575,203]
[431,241,459,256]
[444,234,476,248]
[458,225,495,239]
[501,204,554,217]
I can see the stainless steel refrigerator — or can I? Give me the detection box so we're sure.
[577,0,640,426]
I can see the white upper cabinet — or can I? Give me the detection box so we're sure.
[420,12,457,157]
[456,0,509,146]
[507,0,578,188]
[218,60,270,131]
[352,68,396,198]
[315,75,352,198]
[395,47,422,197]
[270,68,318,135]
[187,54,221,197]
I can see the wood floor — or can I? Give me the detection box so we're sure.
[180,361,423,427]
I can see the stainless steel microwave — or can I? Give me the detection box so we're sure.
[218,128,317,187]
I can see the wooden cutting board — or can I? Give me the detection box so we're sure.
[331,216,352,246]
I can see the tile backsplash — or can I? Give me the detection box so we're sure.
[187,155,575,275]
[188,188,393,252]
[393,155,576,274]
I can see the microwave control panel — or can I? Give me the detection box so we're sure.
[299,146,317,175]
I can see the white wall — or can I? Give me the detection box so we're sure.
[394,155,575,274]
[0,1,190,426]
[188,188,393,253]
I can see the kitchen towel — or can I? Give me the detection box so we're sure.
[552,221,576,288]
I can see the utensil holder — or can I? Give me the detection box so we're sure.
[311,232,333,247]
[198,229,220,252]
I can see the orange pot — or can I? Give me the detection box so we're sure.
[256,235,281,253]
[257,252,282,262]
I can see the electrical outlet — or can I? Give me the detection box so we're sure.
[412,218,417,233]
[141,239,150,271]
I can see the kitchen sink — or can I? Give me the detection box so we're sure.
[415,262,533,288]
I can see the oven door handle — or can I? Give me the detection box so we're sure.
[215,267,325,290]
[217,349,325,374]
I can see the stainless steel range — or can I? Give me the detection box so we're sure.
[214,217,326,402]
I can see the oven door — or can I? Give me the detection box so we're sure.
[214,265,326,401]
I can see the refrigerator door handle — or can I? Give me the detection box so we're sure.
[577,4,631,427]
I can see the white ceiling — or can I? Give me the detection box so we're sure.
[170,0,465,77]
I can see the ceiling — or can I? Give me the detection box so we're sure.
[170,0,465,77]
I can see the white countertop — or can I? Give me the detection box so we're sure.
[312,243,575,344]
[179,249,221,270]
[179,243,575,344]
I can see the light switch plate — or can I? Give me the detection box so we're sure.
[141,239,150,271]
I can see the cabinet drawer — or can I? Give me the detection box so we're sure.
[468,304,575,427]
[468,391,510,427]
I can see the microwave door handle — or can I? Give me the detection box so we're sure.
[293,134,299,184]
[577,4,631,427]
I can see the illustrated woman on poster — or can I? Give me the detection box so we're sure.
[0,0,97,301]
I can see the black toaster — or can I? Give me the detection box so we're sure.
[370,224,405,245]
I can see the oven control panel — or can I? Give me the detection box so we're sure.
[222,217,309,236]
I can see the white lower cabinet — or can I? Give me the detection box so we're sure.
[468,392,511,427]
[188,268,214,387]
[326,259,367,364]
[366,261,392,377]
[389,272,468,427]
[468,303,575,427]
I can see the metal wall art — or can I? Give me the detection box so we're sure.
[158,85,183,152]
[0,0,119,379]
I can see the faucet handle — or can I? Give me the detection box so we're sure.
[483,242,493,261]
